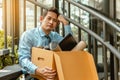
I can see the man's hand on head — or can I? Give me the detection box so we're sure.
[58,15,69,26]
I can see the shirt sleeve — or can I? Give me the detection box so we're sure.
[53,25,73,43]
[18,31,38,74]
[64,25,73,35]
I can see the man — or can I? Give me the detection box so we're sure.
[18,7,86,80]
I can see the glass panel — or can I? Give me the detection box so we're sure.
[71,24,79,42]
[19,0,24,35]
[37,0,43,3]
[59,23,63,36]
[0,8,2,30]
[116,0,120,19]
[64,1,68,16]
[37,0,53,7]
[37,6,41,27]
[72,6,80,23]
[59,0,63,14]
[26,1,35,30]
[0,0,2,29]
[70,4,75,20]
[0,0,2,3]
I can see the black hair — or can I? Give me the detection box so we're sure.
[43,7,60,18]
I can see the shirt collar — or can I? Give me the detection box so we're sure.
[39,27,52,37]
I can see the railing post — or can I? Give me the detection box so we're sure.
[109,0,119,80]
[53,0,60,34]
[103,22,108,80]
[34,0,37,27]
[3,0,7,49]
[24,0,26,31]
[88,14,92,53]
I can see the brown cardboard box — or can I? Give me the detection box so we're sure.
[31,47,98,80]
[54,51,98,80]
[31,47,56,80]
[32,47,55,69]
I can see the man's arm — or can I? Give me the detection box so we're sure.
[18,32,38,74]
[58,15,87,50]
[58,15,68,26]
[58,15,73,35]
[19,31,57,79]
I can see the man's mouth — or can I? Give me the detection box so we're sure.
[47,25,53,28]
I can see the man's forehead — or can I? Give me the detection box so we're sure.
[46,11,58,18]
[46,12,58,19]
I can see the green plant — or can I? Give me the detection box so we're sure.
[0,30,18,69]
[0,56,3,69]
[0,30,12,49]
[2,54,13,66]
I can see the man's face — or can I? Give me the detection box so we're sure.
[41,11,58,32]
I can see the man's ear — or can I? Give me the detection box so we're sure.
[40,16,43,22]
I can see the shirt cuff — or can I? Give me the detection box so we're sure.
[30,64,38,74]
[64,25,73,35]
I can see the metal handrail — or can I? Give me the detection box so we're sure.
[66,0,120,32]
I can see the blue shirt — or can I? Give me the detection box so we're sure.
[18,25,72,74]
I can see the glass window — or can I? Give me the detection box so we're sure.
[37,0,43,3]
[0,8,2,30]
[26,1,35,30]
[19,0,24,35]
[116,0,120,19]
[37,6,41,27]
[37,0,53,7]
[0,0,2,3]
[0,0,2,30]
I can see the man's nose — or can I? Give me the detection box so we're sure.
[49,19,54,24]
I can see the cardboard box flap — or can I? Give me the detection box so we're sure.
[31,47,57,80]
[32,47,55,69]
[54,51,98,80]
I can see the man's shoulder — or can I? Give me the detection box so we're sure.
[23,27,38,35]
[21,27,38,38]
